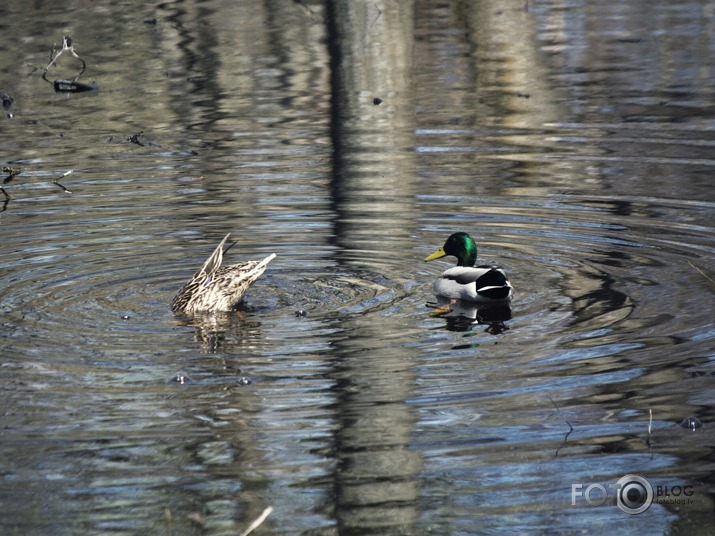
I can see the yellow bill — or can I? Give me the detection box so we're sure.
[425,247,447,261]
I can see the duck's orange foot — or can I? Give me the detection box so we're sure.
[429,299,458,316]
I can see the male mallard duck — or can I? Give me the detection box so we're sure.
[171,233,276,314]
[425,232,513,303]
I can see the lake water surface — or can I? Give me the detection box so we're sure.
[1,0,714,534]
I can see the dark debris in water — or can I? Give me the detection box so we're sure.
[128,131,145,146]
[2,166,20,185]
[680,416,703,431]
[104,130,199,155]
[53,79,98,93]
[171,371,192,384]
[1,92,14,118]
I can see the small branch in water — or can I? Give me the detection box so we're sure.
[648,408,652,436]
[0,167,72,210]
[689,260,715,287]
[1,167,20,202]
[53,170,73,193]
[106,130,196,155]
[549,395,574,432]
[549,395,574,458]
[646,408,653,459]
[42,36,94,93]
[239,506,273,536]
[44,36,86,77]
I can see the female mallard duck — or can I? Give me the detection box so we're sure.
[171,233,276,314]
[425,232,513,303]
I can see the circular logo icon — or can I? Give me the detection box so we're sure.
[615,474,653,515]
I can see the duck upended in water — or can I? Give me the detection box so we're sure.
[171,233,276,314]
[424,232,513,303]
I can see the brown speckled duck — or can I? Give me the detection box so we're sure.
[171,233,275,314]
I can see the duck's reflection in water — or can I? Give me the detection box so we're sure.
[175,309,263,354]
[428,296,512,334]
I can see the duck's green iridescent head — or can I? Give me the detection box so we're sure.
[424,232,478,267]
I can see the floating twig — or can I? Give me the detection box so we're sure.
[648,408,652,436]
[549,396,574,432]
[549,395,574,458]
[646,408,653,458]
[105,130,197,155]
[53,170,73,193]
[42,36,95,93]
[0,167,72,210]
[239,506,273,536]
[689,260,715,287]
[44,36,86,75]
[1,167,20,203]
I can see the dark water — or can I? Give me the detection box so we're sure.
[1,0,714,534]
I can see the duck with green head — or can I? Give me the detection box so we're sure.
[425,232,513,303]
